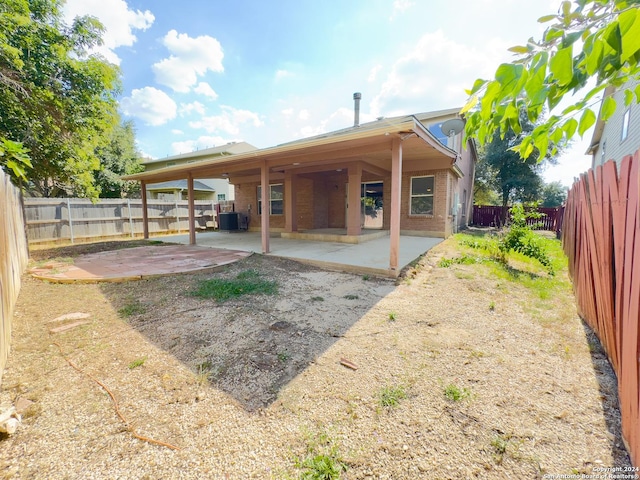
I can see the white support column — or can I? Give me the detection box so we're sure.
[188,174,196,245]
[389,137,403,274]
[141,181,149,239]
[261,160,270,253]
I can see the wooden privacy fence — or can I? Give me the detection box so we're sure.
[24,198,217,244]
[0,171,29,382]
[472,205,564,231]
[561,153,639,467]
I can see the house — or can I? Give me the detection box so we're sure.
[142,141,258,201]
[588,79,640,169]
[125,97,477,276]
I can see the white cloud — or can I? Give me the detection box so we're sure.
[153,30,224,93]
[171,136,240,155]
[390,0,415,20]
[368,65,382,83]
[298,109,310,120]
[171,129,184,135]
[275,69,294,82]
[189,106,263,135]
[62,0,154,64]
[298,107,353,138]
[281,108,294,116]
[120,87,177,126]
[194,82,219,100]
[179,101,206,116]
[370,30,508,117]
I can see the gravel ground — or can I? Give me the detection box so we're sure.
[0,237,632,479]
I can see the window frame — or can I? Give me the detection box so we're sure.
[257,184,284,215]
[409,175,435,216]
[622,109,630,141]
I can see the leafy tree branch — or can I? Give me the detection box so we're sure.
[462,0,640,159]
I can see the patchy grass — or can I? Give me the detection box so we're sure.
[443,383,472,402]
[118,301,146,317]
[378,384,407,408]
[295,430,348,480]
[452,232,574,324]
[191,269,278,302]
[128,357,146,369]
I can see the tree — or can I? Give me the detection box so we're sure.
[94,119,143,198]
[0,0,121,197]
[472,156,501,205]
[462,1,640,157]
[477,110,559,221]
[541,180,568,206]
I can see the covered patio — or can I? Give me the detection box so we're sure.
[155,230,443,277]
[124,108,473,277]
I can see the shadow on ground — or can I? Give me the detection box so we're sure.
[581,321,633,466]
[99,254,395,412]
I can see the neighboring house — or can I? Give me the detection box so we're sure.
[145,179,216,201]
[588,79,640,169]
[125,99,477,275]
[142,141,258,201]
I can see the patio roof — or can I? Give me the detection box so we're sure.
[146,179,215,192]
[124,107,465,276]
[124,111,461,184]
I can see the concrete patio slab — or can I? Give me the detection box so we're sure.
[28,245,252,283]
[155,231,443,276]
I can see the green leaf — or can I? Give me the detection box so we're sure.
[624,89,634,106]
[619,8,640,62]
[460,95,478,115]
[544,27,564,42]
[549,46,573,86]
[495,63,524,95]
[584,38,603,75]
[538,14,558,23]
[600,96,617,122]
[469,78,487,95]
[534,131,549,158]
[604,21,622,53]
[578,109,596,136]
[562,119,577,142]
[562,31,583,48]
[551,127,564,144]
[635,83,640,102]
[508,45,529,54]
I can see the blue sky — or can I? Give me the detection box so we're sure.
[62,0,593,186]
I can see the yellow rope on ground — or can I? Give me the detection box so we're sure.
[53,342,181,451]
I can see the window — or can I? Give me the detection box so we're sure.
[217,193,226,201]
[622,109,630,141]
[410,176,434,215]
[257,184,284,215]
[166,161,176,167]
[428,123,449,146]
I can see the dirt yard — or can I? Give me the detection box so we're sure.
[0,237,632,479]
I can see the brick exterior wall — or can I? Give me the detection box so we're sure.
[400,169,450,236]
[233,168,454,237]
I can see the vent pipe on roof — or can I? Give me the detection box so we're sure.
[353,92,362,127]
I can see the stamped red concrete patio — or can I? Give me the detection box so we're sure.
[28,245,252,283]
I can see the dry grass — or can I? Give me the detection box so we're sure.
[0,234,631,479]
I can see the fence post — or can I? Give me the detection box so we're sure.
[66,198,74,244]
[175,199,180,233]
[127,199,134,238]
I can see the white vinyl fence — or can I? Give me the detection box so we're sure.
[24,198,217,244]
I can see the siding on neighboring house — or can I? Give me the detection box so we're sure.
[591,79,640,169]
